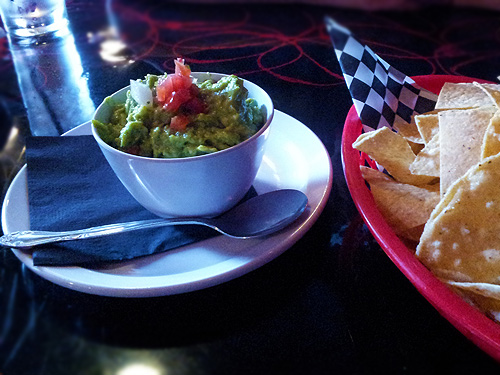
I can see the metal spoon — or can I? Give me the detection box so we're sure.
[0,189,308,249]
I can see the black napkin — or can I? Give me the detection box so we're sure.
[25,135,222,267]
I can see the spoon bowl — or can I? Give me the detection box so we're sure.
[0,189,308,249]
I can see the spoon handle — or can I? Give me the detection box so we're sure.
[0,218,211,249]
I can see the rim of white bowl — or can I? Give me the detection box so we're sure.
[91,72,274,163]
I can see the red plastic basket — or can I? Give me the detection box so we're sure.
[341,75,500,361]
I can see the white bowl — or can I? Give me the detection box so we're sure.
[92,72,274,218]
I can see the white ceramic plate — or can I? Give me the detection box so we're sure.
[1,110,332,297]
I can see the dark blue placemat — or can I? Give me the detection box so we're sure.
[25,135,220,267]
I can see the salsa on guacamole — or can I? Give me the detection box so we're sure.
[93,59,266,158]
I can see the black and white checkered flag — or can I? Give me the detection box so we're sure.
[325,17,437,131]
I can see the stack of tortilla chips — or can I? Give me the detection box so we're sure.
[325,16,500,321]
[353,82,500,320]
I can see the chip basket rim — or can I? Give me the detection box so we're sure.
[341,74,500,362]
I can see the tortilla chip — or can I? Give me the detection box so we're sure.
[439,106,496,196]
[360,166,439,240]
[393,118,424,144]
[414,114,439,145]
[359,165,393,183]
[410,133,440,178]
[408,141,425,155]
[446,281,500,322]
[474,82,500,108]
[416,153,500,284]
[481,110,500,159]
[399,224,426,243]
[435,82,495,109]
[414,109,474,145]
[446,281,500,300]
[353,127,435,186]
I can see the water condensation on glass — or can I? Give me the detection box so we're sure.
[0,0,69,43]
[9,29,96,135]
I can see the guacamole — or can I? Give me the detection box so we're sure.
[93,69,266,158]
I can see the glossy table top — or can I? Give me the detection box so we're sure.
[1,1,500,373]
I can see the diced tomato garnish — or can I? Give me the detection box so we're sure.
[164,88,191,112]
[170,114,190,132]
[157,75,191,103]
[156,58,195,111]
[156,76,172,103]
[124,145,141,155]
[183,96,207,114]
[156,58,206,122]
[189,84,199,96]
[171,74,192,91]
[174,58,191,77]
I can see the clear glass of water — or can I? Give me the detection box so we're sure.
[0,0,69,44]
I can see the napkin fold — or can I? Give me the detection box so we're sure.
[25,135,237,267]
[325,17,438,131]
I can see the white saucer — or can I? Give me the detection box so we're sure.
[1,110,332,297]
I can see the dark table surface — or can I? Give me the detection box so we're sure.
[1,1,500,374]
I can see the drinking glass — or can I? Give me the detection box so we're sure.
[0,0,69,44]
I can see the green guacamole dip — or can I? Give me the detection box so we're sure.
[93,74,266,158]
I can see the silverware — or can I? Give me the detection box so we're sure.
[0,189,308,249]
